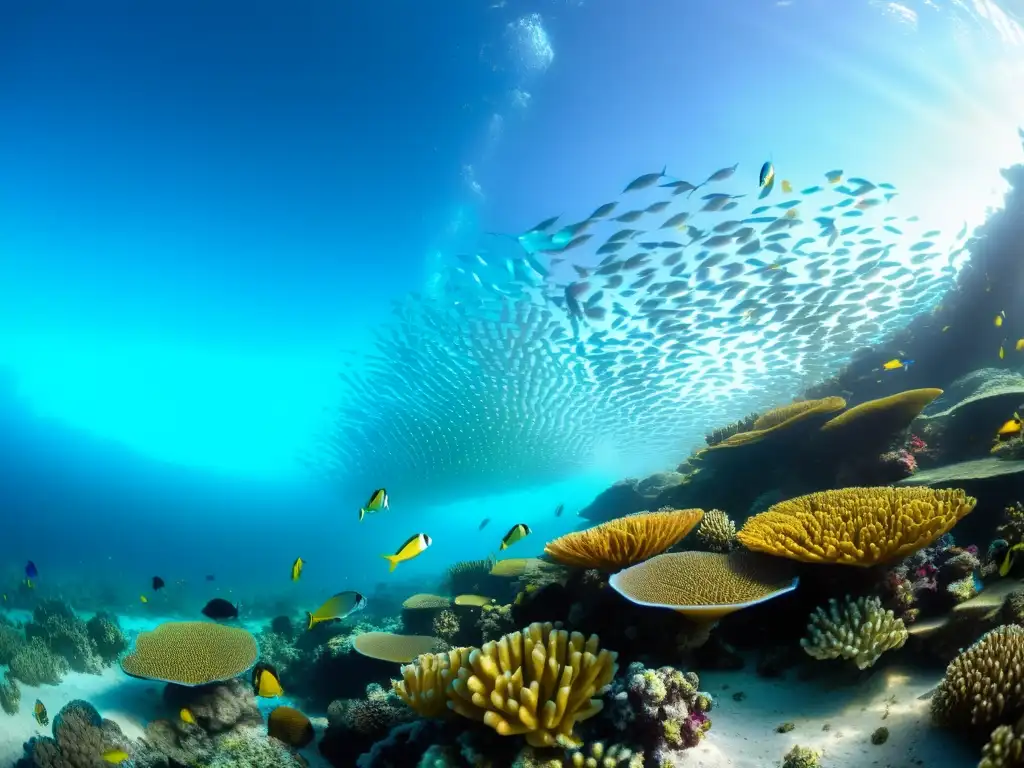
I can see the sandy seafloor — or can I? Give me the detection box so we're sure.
[0,610,979,767]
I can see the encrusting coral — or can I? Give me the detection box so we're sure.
[738,487,977,566]
[544,508,704,571]
[393,621,618,748]
[694,508,737,552]
[932,624,1024,729]
[121,621,258,686]
[800,595,908,670]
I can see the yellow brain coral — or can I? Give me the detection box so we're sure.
[120,622,257,686]
[608,550,799,621]
[932,625,1024,728]
[544,508,704,571]
[353,632,442,663]
[737,487,976,566]
[393,622,618,748]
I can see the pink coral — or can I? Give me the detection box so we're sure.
[908,434,927,453]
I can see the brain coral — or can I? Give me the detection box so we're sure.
[393,622,618,748]
[544,508,704,571]
[608,550,799,621]
[800,595,907,669]
[737,487,976,566]
[932,624,1024,729]
[352,632,442,663]
[120,622,258,686]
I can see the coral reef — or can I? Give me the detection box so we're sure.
[694,508,737,552]
[738,486,976,565]
[544,508,704,571]
[0,618,26,665]
[9,637,69,686]
[432,610,460,641]
[800,595,908,669]
[121,621,258,685]
[18,699,134,767]
[478,603,517,642]
[0,671,20,715]
[781,745,822,768]
[85,613,128,665]
[205,726,304,768]
[24,600,110,674]
[353,631,443,663]
[980,715,1024,768]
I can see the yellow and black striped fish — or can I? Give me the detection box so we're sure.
[500,523,532,551]
[359,488,389,522]
[34,700,48,726]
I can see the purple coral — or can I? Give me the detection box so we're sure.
[609,662,713,761]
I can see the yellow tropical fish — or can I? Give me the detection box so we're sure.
[1001,543,1024,577]
[382,534,432,572]
[995,311,1005,327]
[139,595,148,604]
[359,488,389,522]
[252,662,285,697]
[781,179,792,193]
[33,700,47,726]
[102,749,130,764]
[1000,345,1006,360]
[997,413,1022,438]
[290,557,304,582]
[180,707,195,724]
[881,359,906,371]
[500,523,532,551]
[24,578,33,590]
[305,591,366,629]
[1017,338,1024,352]
[454,594,494,607]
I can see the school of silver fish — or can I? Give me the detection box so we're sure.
[314,162,969,505]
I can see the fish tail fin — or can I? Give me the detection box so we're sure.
[660,164,667,177]
[305,612,314,631]
[359,508,366,522]
[381,554,398,573]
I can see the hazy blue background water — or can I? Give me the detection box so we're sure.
[1,1,1023,607]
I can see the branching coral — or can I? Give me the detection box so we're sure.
[932,624,1024,729]
[432,610,460,641]
[393,622,618,748]
[0,672,20,715]
[478,604,517,642]
[84,613,127,665]
[26,601,103,674]
[800,595,908,669]
[738,487,977,566]
[0,620,25,665]
[980,715,1024,768]
[695,509,737,552]
[9,637,69,686]
[544,508,704,571]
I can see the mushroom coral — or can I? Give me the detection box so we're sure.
[737,487,976,566]
[393,622,618,748]
[544,508,704,571]
[608,550,799,622]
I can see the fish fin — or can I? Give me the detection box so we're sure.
[359,508,366,522]
[381,554,398,573]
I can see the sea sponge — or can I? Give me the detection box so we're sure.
[820,388,943,435]
[0,672,20,715]
[932,624,1024,728]
[403,594,452,610]
[9,637,69,686]
[267,705,315,748]
[800,595,908,669]
[120,621,258,686]
[737,487,976,566]
[544,508,704,571]
[447,622,617,747]
[608,550,799,621]
[352,632,443,663]
[695,509,737,553]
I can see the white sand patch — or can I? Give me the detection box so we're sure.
[678,664,978,766]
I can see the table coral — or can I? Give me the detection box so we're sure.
[121,621,258,686]
[800,595,908,669]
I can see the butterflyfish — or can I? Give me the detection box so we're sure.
[500,523,532,551]
[102,749,130,764]
[1000,542,1024,577]
[252,662,285,697]
[359,488,389,522]
[33,700,48,726]
[381,534,432,572]
[291,557,304,582]
[305,590,367,629]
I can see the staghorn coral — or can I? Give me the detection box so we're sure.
[544,508,704,571]
[0,671,20,715]
[478,603,517,642]
[738,487,977,566]
[121,621,258,685]
[800,595,908,670]
[84,613,127,665]
[432,610,460,641]
[608,550,799,621]
[980,716,1024,768]
[353,632,443,663]
[932,624,1024,729]
[10,637,69,686]
[393,621,618,748]
[695,508,737,552]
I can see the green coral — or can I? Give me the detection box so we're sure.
[980,717,1024,767]
[206,726,304,767]
[782,745,821,768]
[9,637,69,685]
[800,595,907,669]
[947,575,980,603]
[0,672,20,715]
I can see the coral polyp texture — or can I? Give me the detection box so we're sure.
[695,509,737,552]
[608,550,799,621]
[800,595,908,670]
[402,594,452,609]
[393,621,618,748]
[543,508,704,571]
[352,632,443,663]
[120,621,258,686]
[932,624,1024,729]
[737,487,977,566]
[980,716,1024,768]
